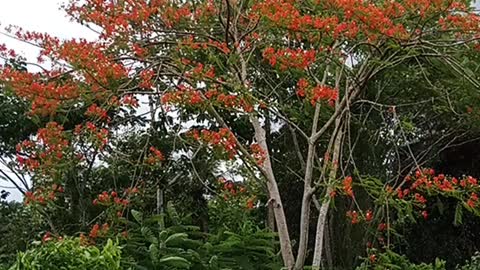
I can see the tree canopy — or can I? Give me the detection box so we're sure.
[2,0,480,269]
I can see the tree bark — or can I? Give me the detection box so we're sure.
[251,115,295,269]
[312,120,344,269]
[312,195,331,269]
[235,26,295,267]
[294,98,323,269]
[157,186,165,230]
[325,217,334,269]
[267,202,276,232]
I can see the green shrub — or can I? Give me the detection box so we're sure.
[122,207,281,269]
[0,201,43,268]
[10,238,122,270]
[355,250,446,270]
[457,252,480,270]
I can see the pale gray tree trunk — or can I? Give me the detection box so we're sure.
[251,115,295,269]
[312,118,344,268]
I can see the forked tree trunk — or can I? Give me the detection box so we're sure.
[237,31,294,268]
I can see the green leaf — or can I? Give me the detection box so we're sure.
[141,227,157,244]
[165,233,188,245]
[454,202,463,226]
[131,210,143,224]
[159,256,191,268]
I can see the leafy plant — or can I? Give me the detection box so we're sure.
[122,205,206,270]
[206,222,281,270]
[0,201,42,269]
[122,207,281,270]
[457,252,480,270]
[10,238,122,270]
[356,250,446,270]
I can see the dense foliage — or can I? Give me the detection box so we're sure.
[10,238,122,270]
[2,0,480,269]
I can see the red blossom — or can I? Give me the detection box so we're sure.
[246,198,255,209]
[365,210,373,222]
[146,146,165,165]
[263,47,316,70]
[346,210,359,224]
[414,193,427,204]
[378,223,387,231]
[251,143,267,165]
[42,232,53,242]
[188,128,237,159]
[121,95,139,107]
[89,224,100,238]
[343,176,354,197]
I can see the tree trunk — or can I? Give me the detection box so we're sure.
[267,202,276,232]
[325,217,334,269]
[250,115,295,269]
[157,186,165,230]
[312,118,343,269]
[295,102,322,270]
[265,109,276,233]
[312,195,331,269]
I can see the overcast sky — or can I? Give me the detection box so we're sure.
[0,1,94,201]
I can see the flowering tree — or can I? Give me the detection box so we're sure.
[2,0,480,269]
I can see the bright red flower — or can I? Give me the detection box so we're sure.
[346,210,359,224]
[365,210,373,222]
[42,232,53,242]
[343,176,354,197]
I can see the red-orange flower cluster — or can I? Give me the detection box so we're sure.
[85,103,109,121]
[390,168,480,222]
[189,128,237,159]
[263,47,316,70]
[24,184,64,206]
[204,89,254,113]
[17,122,70,174]
[146,146,165,165]
[93,191,129,207]
[346,210,359,224]
[89,223,110,239]
[296,78,338,106]
[252,0,409,40]
[343,176,354,197]
[161,84,203,106]
[250,143,267,165]
[0,68,80,116]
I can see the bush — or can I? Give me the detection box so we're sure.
[457,252,480,270]
[0,200,43,268]
[122,208,281,270]
[355,250,446,270]
[10,238,122,270]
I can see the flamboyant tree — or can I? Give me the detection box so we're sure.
[2,0,480,269]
